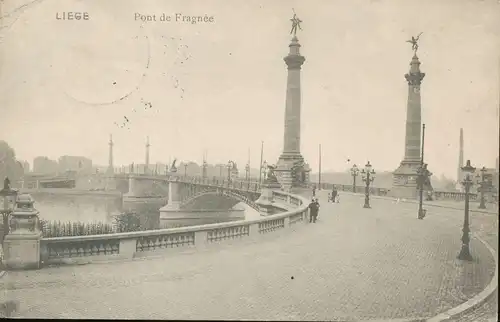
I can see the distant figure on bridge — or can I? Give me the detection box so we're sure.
[312,185,316,197]
[329,187,338,203]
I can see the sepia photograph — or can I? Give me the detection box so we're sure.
[0,0,499,320]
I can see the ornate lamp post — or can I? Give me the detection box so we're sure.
[360,161,376,208]
[458,159,475,261]
[261,160,268,182]
[0,178,18,243]
[417,163,432,219]
[202,160,208,180]
[183,164,188,178]
[350,164,359,193]
[227,160,234,185]
[476,166,488,209]
[245,162,250,182]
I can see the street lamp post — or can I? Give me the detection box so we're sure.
[227,160,234,186]
[183,164,188,178]
[245,162,250,183]
[350,164,359,193]
[261,160,268,183]
[0,178,18,243]
[458,159,475,261]
[476,166,488,209]
[361,161,376,209]
[417,163,432,219]
[202,160,208,180]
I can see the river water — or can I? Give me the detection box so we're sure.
[29,193,261,230]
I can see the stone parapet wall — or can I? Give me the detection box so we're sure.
[40,190,309,267]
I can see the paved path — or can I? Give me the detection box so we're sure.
[1,192,497,320]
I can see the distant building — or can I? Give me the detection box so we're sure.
[21,160,30,173]
[58,155,93,174]
[33,156,58,175]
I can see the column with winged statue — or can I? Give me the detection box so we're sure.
[392,33,433,198]
[275,11,311,191]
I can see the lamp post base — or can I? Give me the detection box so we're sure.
[418,208,427,220]
[478,201,486,209]
[363,203,371,209]
[458,244,473,261]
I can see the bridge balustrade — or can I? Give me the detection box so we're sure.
[40,189,309,267]
[311,181,487,202]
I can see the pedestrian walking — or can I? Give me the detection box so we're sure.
[314,198,320,219]
[312,185,316,197]
[331,187,338,203]
[308,198,318,223]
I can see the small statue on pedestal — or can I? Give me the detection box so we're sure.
[170,159,177,173]
[265,165,279,184]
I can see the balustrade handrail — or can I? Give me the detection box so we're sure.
[42,190,308,244]
[312,181,498,202]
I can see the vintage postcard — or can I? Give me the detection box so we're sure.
[0,0,498,320]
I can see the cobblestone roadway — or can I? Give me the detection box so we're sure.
[1,192,497,320]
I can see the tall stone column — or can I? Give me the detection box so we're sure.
[275,35,310,191]
[392,54,430,198]
[107,134,114,175]
[105,134,116,190]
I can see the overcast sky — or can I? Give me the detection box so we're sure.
[0,0,499,179]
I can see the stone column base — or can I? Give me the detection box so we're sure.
[159,202,181,219]
[392,159,423,200]
[255,182,281,215]
[3,232,42,270]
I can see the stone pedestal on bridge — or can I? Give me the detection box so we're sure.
[3,194,42,270]
[159,177,181,216]
[255,181,282,215]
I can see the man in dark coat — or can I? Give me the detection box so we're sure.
[308,198,318,223]
[314,198,320,219]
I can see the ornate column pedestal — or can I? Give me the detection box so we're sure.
[159,176,182,217]
[3,194,42,270]
[255,181,282,215]
[392,161,421,199]
[125,175,136,196]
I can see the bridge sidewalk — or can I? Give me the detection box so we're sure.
[1,193,498,320]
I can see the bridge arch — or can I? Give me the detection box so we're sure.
[179,188,260,212]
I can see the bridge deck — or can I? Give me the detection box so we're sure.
[2,191,498,320]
